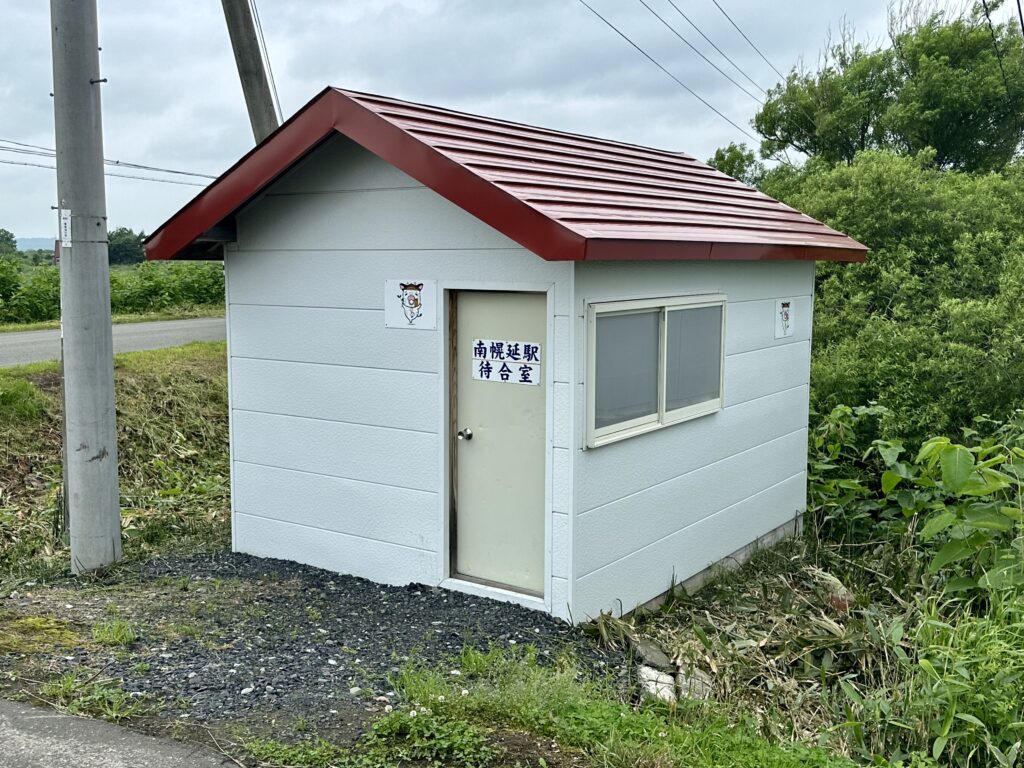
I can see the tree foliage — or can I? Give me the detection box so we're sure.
[107,226,145,265]
[754,4,1024,171]
[761,152,1024,441]
[0,228,16,255]
[706,142,765,186]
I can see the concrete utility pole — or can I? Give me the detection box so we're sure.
[220,0,279,142]
[50,0,121,573]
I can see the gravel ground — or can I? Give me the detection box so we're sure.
[25,552,625,731]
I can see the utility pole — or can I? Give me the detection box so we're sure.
[220,0,279,142]
[50,0,121,574]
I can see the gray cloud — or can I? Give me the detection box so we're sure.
[1,0,915,236]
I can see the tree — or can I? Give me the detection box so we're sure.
[760,151,1024,441]
[754,3,1024,171]
[706,143,765,187]
[0,228,16,255]
[107,226,145,265]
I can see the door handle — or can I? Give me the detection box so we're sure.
[457,428,473,441]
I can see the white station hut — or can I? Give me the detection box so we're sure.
[145,88,865,621]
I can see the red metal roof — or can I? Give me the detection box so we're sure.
[144,87,866,262]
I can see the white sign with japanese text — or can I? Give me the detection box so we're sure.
[471,338,542,385]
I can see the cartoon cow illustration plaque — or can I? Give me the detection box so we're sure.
[384,279,437,330]
[774,298,795,339]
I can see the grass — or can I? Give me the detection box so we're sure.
[235,645,854,768]
[40,670,150,722]
[0,341,860,766]
[394,645,853,768]
[0,306,224,333]
[0,341,230,586]
[91,618,137,647]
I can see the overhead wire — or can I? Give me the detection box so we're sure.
[635,0,763,104]
[575,0,759,142]
[249,0,284,123]
[662,0,768,95]
[0,157,208,187]
[0,138,216,180]
[709,0,787,82]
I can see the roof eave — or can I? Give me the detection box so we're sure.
[583,238,868,262]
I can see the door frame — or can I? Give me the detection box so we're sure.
[437,281,555,613]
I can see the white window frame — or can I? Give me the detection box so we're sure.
[586,293,726,448]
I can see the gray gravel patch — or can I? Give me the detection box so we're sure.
[49,552,625,729]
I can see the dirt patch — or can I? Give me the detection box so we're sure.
[489,730,588,768]
[25,370,63,394]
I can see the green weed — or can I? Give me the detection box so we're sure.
[392,646,851,768]
[92,619,137,647]
[244,737,348,767]
[41,670,148,721]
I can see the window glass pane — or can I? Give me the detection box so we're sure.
[666,306,722,411]
[595,310,659,429]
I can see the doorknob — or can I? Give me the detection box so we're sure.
[457,427,473,441]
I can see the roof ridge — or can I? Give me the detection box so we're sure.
[332,87,701,164]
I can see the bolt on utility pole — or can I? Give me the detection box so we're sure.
[221,0,279,142]
[50,0,121,574]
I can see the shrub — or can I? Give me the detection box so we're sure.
[0,261,224,323]
[3,266,60,322]
[762,152,1024,444]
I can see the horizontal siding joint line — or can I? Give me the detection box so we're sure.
[234,510,438,555]
[725,293,812,306]
[230,303,384,313]
[723,381,808,410]
[578,425,807,517]
[265,184,427,196]
[233,408,438,436]
[725,339,810,361]
[230,354,437,375]
[230,356,438,377]
[577,470,805,579]
[233,459,438,495]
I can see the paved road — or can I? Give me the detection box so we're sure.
[0,699,229,767]
[0,317,226,367]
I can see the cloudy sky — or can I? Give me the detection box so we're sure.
[0,0,911,238]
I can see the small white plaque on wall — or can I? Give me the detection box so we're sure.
[775,298,795,339]
[385,280,437,330]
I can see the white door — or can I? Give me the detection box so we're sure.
[453,291,546,595]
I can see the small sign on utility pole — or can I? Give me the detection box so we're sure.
[59,208,72,248]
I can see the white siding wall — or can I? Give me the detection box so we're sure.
[572,260,815,619]
[225,136,573,617]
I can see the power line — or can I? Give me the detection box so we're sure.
[575,0,758,142]
[0,138,216,179]
[636,0,763,103]
[663,0,768,95]
[249,0,283,123]
[0,157,207,187]
[980,0,1013,102]
[709,0,787,82]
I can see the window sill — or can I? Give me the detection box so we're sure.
[587,400,722,449]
